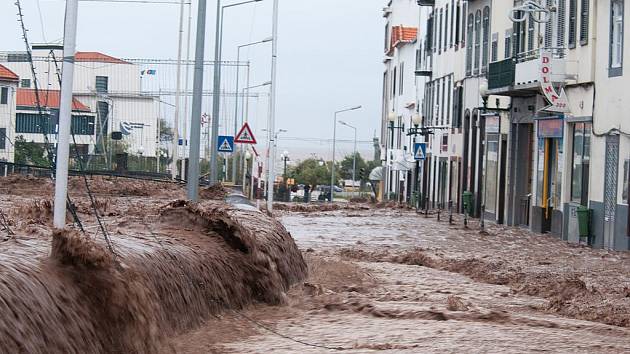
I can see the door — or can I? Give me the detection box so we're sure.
[498,136,508,224]
[604,135,620,249]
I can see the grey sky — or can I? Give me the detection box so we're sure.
[1,0,385,161]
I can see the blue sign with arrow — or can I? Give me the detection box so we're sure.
[217,135,235,153]
[414,143,427,161]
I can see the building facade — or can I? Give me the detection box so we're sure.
[383,0,629,251]
[0,65,18,163]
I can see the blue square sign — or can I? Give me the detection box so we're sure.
[217,136,235,153]
[414,143,427,161]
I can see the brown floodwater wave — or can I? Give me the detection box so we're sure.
[0,200,307,353]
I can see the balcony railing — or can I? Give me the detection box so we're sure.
[515,47,566,64]
[488,58,515,90]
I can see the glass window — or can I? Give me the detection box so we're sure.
[0,128,5,150]
[571,123,591,205]
[20,79,30,88]
[474,10,481,72]
[466,14,474,75]
[623,160,629,203]
[482,7,490,73]
[0,87,7,105]
[610,0,624,71]
[95,76,109,94]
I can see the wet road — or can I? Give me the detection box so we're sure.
[173,208,630,353]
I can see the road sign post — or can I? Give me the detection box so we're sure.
[217,136,235,153]
[414,143,427,161]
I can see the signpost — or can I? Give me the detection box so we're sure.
[540,50,569,113]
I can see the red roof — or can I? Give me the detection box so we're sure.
[16,89,91,112]
[75,51,131,64]
[0,64,19,82]
[388,26,418,54]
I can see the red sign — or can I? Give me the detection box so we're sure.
[234,122,257,144]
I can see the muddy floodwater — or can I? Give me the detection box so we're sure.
[173,208,630,353]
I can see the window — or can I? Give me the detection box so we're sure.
[439,8,443,54]
[95,76,109,94]
[482,6,490,74]
[446,76,452,125]
[528,14,536,50]
[545,0,553,48]
[20,79,31,88]
[505,30,512,59]
[399,62,404,96]
[445,5,450,52]
[474,10,481,73]
[491,33,499,62]
[571,123,591,205]
[427,14,434,52]
[0,87,8,105]
[462,1,468,46]
[441,78,446,125]
[450,0,455,47]
[466,14,474,75]
[433,11,438,53]
[580,0,590,45]
[416,48,422,70]
[610,0,624,76]
[384,24,390,52]
[569,0,577,48]
[392,67,397,97]
[0,128,5,150]
[16,113,55,134]
[557,0,568,48]
[455,2,461,46]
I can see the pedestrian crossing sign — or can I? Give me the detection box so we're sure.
[217,136,235,153]
[234,122,257,144]
[414,143,427,161]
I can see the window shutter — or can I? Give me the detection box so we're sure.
[445,5,449,52]
[466,14,474,75]
[579,0,590,45]
[492,33,499,62]
[505,29,513,59]
[439,8,443,54]
[474,10,481,72]
[568,0,577,48]
[482,6,490,74]
[545,0,553,48]
[427,14,434,52]
[528,14,535,50]
[450,0,455,47]
[557,0,566,48]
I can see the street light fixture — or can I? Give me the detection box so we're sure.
[331,105,362,203]
[232,37,273,184]
[209,0,263,187]
[338,120,358,193]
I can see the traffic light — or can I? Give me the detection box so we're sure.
[359,168,366,180]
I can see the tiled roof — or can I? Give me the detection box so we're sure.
[16,89,91,112]
[388,26,418,54]
[75,51,131,64]
[0,64,19,82]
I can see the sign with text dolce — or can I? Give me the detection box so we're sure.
[540,50,570,113]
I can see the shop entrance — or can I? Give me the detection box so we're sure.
[535,118,564,234]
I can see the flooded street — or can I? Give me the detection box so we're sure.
[173,208,630,353]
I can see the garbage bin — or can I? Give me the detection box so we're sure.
[576,206,591,237]
[463,191,473,215]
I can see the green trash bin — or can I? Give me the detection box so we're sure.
[463,191,473,215]
[576,206,591,237]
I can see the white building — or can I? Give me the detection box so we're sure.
[0,65,18,163]
[0,46,159,162]
[382,0,422,202]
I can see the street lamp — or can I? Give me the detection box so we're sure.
[331,105,362,203]
[209,0,263,186]
[280,150,290,202]
[232,37,273,184]
[338,120,357,193]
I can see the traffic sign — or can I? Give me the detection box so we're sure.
[234,122,257,144]
[217,136,235,153]
[414,143,427,161]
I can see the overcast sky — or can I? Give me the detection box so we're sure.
[0,0,385,160]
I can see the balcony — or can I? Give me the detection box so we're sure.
[488,48,575,96]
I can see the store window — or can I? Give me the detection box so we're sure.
[570,122,591,205]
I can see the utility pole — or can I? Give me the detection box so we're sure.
[266,0,279,212]
[209,0,223,185]
[171,0,186,180]
[53,0,79,228]
[187,0,209,201]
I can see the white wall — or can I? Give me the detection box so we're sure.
[0,81,17,162]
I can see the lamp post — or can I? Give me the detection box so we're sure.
[262,128,286,203]
[386,112,405,202]
[338,120,357,194]
[280,150,289,202]
[406,114,423,211]
[232,37,272,184]
[209,0,263,187]
[479,81,490,233]
[331,105,362,203]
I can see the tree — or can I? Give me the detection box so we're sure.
[339,153,368,181]
[288,158,340,187]
[14,136,49,166]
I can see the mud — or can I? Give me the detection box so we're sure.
[199,184,228,200]
[0,175,306,353]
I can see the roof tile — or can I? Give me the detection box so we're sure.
[16,89,91,112]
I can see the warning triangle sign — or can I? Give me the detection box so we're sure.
[235,122,257,144]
